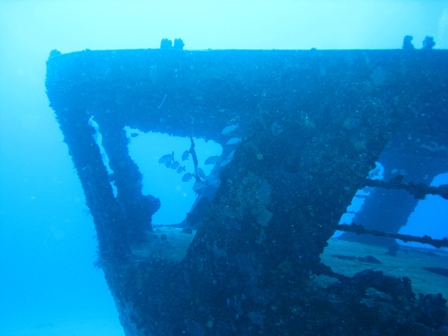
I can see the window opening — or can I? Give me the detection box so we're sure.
[126,128,222,225]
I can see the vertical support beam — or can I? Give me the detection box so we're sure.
[95,112,160,241]
[53,106,129,260]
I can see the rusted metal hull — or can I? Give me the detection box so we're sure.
[46,49,448,335]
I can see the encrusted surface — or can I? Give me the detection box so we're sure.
[46,48,448,335]
[321,238,448,297]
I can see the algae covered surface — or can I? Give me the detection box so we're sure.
[320,238,448,297]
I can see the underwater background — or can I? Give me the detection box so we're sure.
[0,1,447,335]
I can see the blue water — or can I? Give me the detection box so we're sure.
[1,1,447,335]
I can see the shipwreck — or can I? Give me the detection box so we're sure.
[45,45,448,335]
